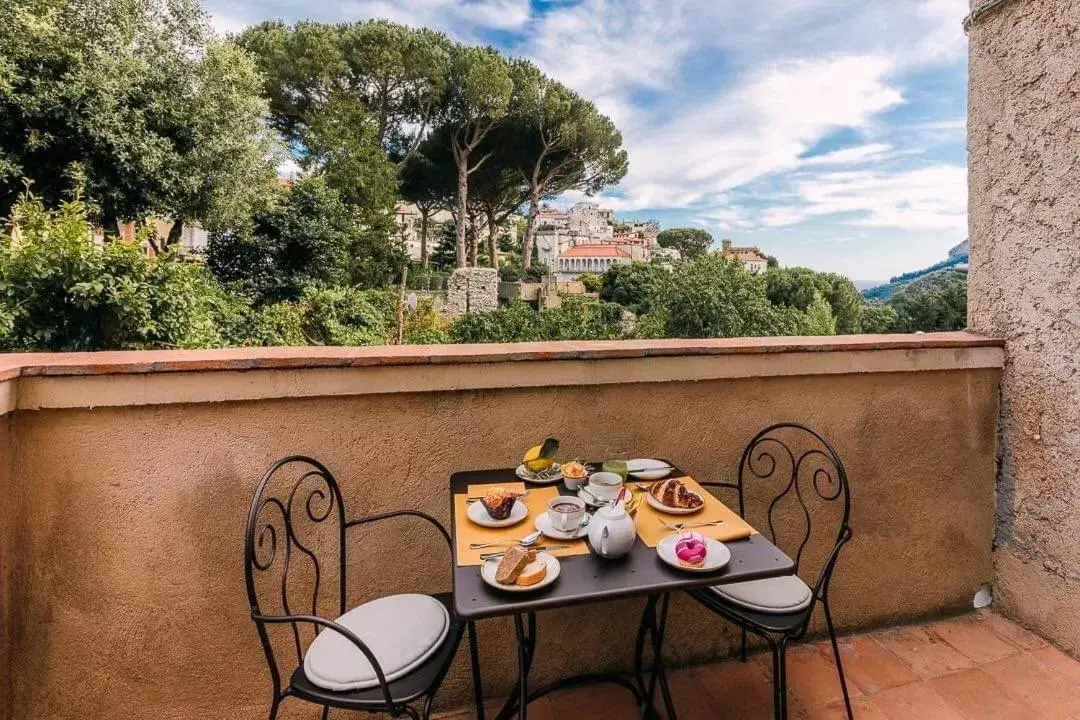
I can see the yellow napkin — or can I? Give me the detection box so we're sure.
[453,482,591,566]
[632,476,756,548]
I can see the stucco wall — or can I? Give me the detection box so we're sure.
[967,0,1080,653]
[0,350,999,720]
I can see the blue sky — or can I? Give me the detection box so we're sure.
[208,0,970,283]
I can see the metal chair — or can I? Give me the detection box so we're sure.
[688,424,854,720]
[244,456,484,720]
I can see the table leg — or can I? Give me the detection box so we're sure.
[495,612,536,720]
[635,593,678,720]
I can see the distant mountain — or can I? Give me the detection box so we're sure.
[863,241,969,301]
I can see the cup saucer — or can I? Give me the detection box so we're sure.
[535,510,590,539]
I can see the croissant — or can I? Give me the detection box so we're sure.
[649,478,704,509]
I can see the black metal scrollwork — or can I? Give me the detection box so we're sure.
[737,424,851,593]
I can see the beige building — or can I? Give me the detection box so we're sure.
[394,202,454,261]
[721,239,768,273]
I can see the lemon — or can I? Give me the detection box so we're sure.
[523,438,559,473]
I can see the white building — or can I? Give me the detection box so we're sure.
[555,244,632,281]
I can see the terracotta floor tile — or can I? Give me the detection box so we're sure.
[981,652,1080,720]
[658,667,720,719]
[804,695,890,720]
[867,682,968,720]
[978,611,1049,651]
[872,626,972,679]
[1031,645,1080,687]
[928,615,1020,664]
[697,653,776,720]
[928,667,1046,719]
[787,644,859,710]
[833,635,920,694]
[546,682,637,719]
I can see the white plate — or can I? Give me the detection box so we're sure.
[656,534,731,573]
[467,499,528,528]
[516,463,563,484]
[535,510,590,540]
[645,491,704,516]
[627,459,673,481]
[481,551,561,592]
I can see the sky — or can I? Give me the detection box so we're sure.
[207,0,971,284]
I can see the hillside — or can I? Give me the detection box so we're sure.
[863,241,969,301]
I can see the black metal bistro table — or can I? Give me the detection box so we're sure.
[451,465,796,720]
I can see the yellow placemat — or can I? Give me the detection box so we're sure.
[631,476,756,548]
[454,482,591,566]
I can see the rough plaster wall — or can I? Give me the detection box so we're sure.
[967,0,1080,653]
[4,369,998,720]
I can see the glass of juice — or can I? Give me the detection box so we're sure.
[602,459,628,480]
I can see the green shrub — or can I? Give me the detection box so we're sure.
[577,272,603,292]
[540,297,624,340]
[0,189,227,350]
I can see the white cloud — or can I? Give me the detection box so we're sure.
[761,165,967,230]
[607,55,904,211]
[799,143,894,166]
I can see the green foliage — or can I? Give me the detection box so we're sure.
[656,228,713,259]
[764,266,863,333]
[449,301,543,343]
[889,270,967,332]
[578,272,603,292]
[0,189,226,351]
[798,292,838,336]
[658,255,796,339]
[540,297,624,340]
[239,19,452,161]
[599,262,669,314]
[448,298,624,343]
[0,0,275,231]
[859,302,898,333]
[207,177,405,303]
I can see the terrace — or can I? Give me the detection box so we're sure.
[3,1,1080,719]
[0,332,1039,720]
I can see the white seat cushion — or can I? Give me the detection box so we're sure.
[303,593,450,691]
[710,575,814,614]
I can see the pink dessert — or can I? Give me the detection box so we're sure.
[674,532,707,568]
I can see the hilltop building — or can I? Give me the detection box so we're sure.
[721,239,768,273]
[536,202,659,279]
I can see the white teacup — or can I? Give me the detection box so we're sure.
[547,496,587,532]
[587,471,624,502]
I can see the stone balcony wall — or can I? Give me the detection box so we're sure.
[0,334,1002,720]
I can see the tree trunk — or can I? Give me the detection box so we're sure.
[522,189,541,270]
[166,218,184,251]
[486,206,499,270]
[467,211,479,267]
[419,209,430,270]
[455,152,469,269]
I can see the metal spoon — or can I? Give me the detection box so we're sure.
[480,544,570,560]
[469,529,543,550]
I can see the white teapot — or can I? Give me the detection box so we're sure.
[587,502,637,559]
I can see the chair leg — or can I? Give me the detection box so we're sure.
[766,635,789,720]
[823,599,854,720]
[422,693,436,720]
[320,706,329,720]
[468,621,485,720]
[740,628,748,662]
[267,696,280,720]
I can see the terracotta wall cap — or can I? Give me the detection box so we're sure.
[0,332,1003,380]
